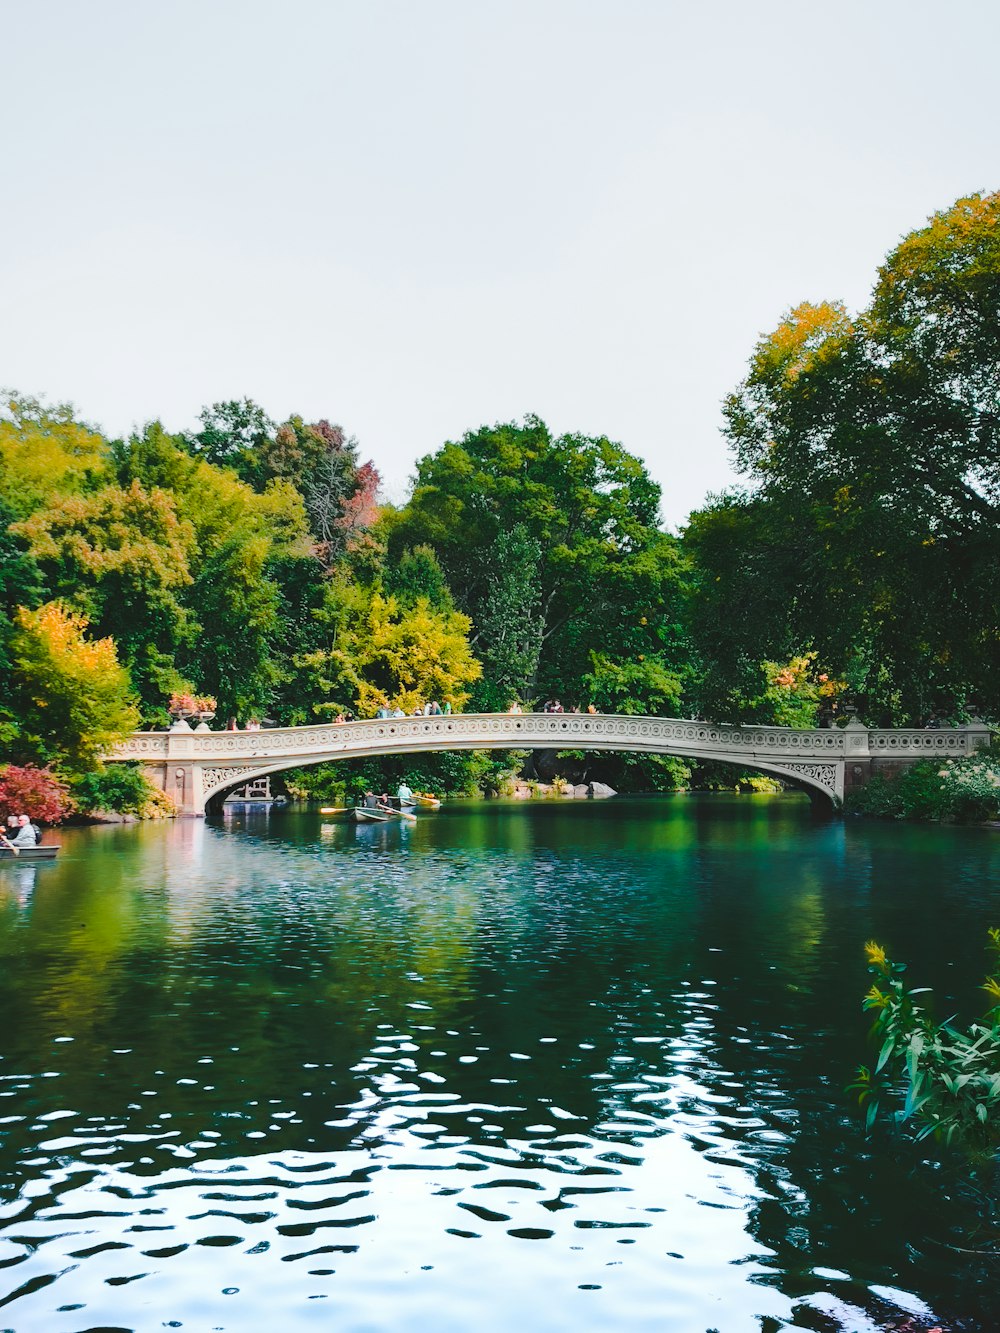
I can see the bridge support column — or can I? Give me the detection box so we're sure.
[139,761,205,816]
[137,727,208,816]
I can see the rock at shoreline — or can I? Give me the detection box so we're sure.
[590,781,617,798]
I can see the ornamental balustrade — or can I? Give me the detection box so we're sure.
[107,713,993,816]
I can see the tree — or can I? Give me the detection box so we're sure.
[13,480,195,709]
[296,585,481,718]
[391,417,684,705]
[692,191,1000,723]
[467,526,543,710]
[8,603,139,773]
[384,544,455,612]
[582,655,682,717]
[185,406,382,570]
[184,398,276,474]
[0,395,109,519]
[185,533,282,721]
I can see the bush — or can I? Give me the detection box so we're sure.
[0,764,73,824]
[72,763,175,817]
[847,746,1000,822]
[853,935,1000,1152]
[938,752,1000,822]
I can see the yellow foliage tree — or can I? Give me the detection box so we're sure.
[352,593,482,716]
[9,603,140,773]
[298,588,481,718]
[0,396,109,519]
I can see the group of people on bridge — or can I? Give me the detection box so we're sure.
[371,701,453,720]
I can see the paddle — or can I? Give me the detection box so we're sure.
[377,803,417,823]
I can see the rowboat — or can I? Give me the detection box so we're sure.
[353,808,391,823]
[319,806,351,821]
[0,845,59,860]
[415,794,441,810]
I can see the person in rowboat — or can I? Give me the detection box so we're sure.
[2,816,37,853]
[12,816,37,847]
[397,782,413,804]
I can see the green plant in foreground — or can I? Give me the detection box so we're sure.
[853,934,1000,1151]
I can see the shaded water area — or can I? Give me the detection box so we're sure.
[1,796,1000,1331]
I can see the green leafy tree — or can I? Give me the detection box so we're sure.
[392,416,685,707]
[467,526,543,710]
[183,398,276,475]
[186,533,282,721]
[13,480,195,709]
[0,498,46,730]
[695,192,1000,724]
[112,422,311,720]
[384,544,455,612]
[582,655,682,717]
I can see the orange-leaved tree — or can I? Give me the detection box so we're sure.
[8,602,140,774]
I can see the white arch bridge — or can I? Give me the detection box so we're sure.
[107,713,992,816]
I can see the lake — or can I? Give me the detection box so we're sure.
[1,796,999,1331]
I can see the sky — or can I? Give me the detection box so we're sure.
[2,0,998,527]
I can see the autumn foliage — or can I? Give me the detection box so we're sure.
[0,764,72,825]
[8,602,140,772]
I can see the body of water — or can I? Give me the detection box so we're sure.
[1,796,999,1331]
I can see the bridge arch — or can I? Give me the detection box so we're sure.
[198,744,837,812]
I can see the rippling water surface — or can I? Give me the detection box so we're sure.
[1,796,1000,1331]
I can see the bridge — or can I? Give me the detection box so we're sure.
[108,713,993,816]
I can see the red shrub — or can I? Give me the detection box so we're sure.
[0,765,73,825]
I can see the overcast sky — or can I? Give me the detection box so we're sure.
[2,1,997,526]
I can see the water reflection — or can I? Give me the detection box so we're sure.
[0,798,998,1329]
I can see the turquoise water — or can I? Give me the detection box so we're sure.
[1,796,999,1331]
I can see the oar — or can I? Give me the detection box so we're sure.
[378,803,417,822]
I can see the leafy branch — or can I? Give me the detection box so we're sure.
[852,933,1000,1151]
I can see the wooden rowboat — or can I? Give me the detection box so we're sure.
[353,807,391,823]
[0,845,59,860]
[415,794,442,810]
